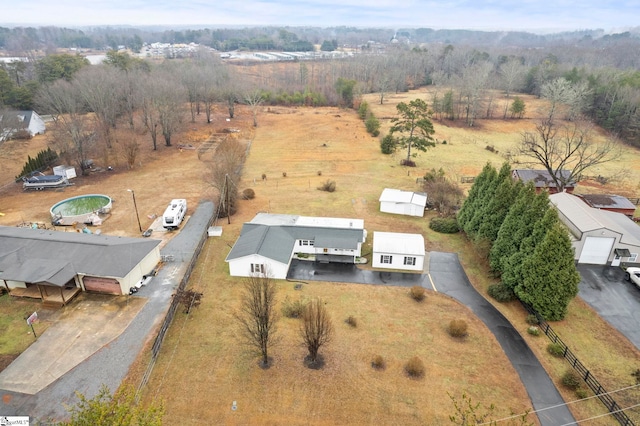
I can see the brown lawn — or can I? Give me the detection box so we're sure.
[2,87,640,424]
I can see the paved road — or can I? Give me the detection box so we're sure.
[0,200,214,422]
[577,264,640,350]
[288,253,576,426]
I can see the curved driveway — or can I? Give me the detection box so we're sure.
[288,252,575,426]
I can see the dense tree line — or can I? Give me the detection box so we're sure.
[457,163,580,320]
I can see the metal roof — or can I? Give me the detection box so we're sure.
[0,226,161,285]
[579,194,636,210]
[550,193,640,247]
[379,188,427,207]
[373,232,425,256]
[513,169,575,188]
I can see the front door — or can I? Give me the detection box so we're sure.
[612,254,622,267]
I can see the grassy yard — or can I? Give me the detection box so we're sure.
[0,294,54,371]
[137,102,640,425]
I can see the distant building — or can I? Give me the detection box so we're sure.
[512,169,576,194]
[577,194,637,218]
[0,110,46,142]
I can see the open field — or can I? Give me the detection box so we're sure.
[1,88,640,423]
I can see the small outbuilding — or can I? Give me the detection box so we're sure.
[512,169,576,194]
[577,194,636,218]
[372,231,425,271]
[550,192,640,265]
[379,188,427,217]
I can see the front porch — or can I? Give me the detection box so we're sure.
[9,284,81,308]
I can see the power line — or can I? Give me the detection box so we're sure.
[479,383,640,425]
[560,402,640,425]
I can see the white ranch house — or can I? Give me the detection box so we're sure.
[372,232,425,271]
[379,188,427,217]
[225,213,367,279]
[550,192,640,266]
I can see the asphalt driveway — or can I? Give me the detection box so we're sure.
[577,264,640,349]
[288,254,576,426]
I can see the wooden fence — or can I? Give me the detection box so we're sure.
[522,302,635,426]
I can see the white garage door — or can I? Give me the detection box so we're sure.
[579,237,615,264]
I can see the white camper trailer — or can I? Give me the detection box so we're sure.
[162,199,187,230]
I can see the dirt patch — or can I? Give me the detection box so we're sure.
[0,355,18,373]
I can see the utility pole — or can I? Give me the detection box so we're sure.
[127,189,143,233]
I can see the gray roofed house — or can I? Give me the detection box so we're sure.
[512,169,576,193]
[0,226,161,306]
[0,110,46,142]
[226,213,367,279]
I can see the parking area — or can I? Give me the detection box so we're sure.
[577,264,640,349]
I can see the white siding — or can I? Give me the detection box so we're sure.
[228,254,290,279]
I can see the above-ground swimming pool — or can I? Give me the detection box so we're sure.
[50,194,112,226]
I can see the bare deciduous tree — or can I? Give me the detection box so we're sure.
[519,118,621,191]
[206,138,245,218]
[300,298,333,366]
[244,89,264,127]
[235,272,279,367]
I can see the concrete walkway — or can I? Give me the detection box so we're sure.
[0,201,214,422]
[288,253,576,426]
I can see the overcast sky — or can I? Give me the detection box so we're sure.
[3,0,639,32]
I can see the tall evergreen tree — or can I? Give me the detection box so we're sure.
[515,224,580,321]
[476,177,521,245]
[457,162,494,230]
[501,207,558,289]
[489,184,540,274]
[465,162,511,239]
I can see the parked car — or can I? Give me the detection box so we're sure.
[624,267,640,288]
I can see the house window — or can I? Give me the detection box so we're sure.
[404,257,416,266]
[629,253,638,262]
[299,239,314,246]
[251,264,265,274]
[380,255,393,264]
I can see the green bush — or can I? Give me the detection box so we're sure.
[346,316,357,327]
[242,188,255,200]
[575,388,588,399]
[525,314,540,325]
[371,355,386,370]
[404,356,425,378]
[561,371,582,390]
[527,326,540,336]
[429,217,460,234]
[365,115,381,137]
[448,319,468,338]
[380,134,396,154]
[410,285,426,302]
[547,343,565,358]
[281,296,308,318]
[317,179,336,192]
[487,283,516,302]
[358,101,369,119]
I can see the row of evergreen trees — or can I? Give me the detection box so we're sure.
[15,147,58,181]
[457,163,580,320]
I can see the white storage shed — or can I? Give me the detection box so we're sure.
[372,231,425,271]
[379,188,427,217]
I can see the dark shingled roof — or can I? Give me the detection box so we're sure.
[513,169,576,188]
[579,194,636,210]
[0,226,161,286]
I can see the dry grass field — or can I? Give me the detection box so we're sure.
[2,85,640,424]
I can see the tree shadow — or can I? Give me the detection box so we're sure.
[257,356,274,370]
[303,354,325,370]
